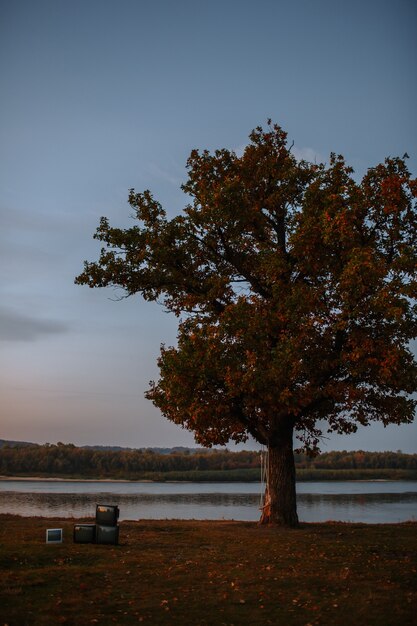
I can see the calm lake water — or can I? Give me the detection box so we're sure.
[1,480,416,523]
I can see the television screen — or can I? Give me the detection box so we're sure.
[73,524,96,544]
[96,504,119,526]
[46,528,63,543]
[96,524,119,545]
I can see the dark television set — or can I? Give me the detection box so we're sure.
[96,524,119,545]
[73,524,96,544]
[95,504,119,527]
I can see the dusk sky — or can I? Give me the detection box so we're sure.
[1,0,416,452]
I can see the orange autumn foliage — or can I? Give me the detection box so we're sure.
[76,122,417,525]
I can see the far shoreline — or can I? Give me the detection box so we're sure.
[0,475,154,483]
[0,474,410,483]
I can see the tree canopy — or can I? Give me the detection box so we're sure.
[76,123,417,448]
[76,122,417,524]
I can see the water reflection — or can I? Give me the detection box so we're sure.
[0,484,416,523]
[297,491,417,523]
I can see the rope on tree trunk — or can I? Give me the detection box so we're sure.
[259,446,270,511]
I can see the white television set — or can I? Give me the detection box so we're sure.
[46,528,63,543]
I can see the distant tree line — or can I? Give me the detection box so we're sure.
[0,443,416,479]
[297,449,417,470]
[0,443,259,477]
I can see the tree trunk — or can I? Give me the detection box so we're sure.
[259,421,299,527]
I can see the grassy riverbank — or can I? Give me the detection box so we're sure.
[1,515,416,625]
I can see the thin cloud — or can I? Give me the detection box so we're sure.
[0,307,69,342]
[292,146,323,164]
[0,203,76,234]
[147,163,182,187]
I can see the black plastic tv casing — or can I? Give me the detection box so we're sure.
[73,524,96,544]
[95,524,119,545]
[72,504,120,545]
[95,504,119,527]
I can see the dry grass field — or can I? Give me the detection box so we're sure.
[1,515,416,625]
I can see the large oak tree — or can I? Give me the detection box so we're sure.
[76,123,417,526]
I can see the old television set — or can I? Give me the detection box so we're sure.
[96,504,119,526]
[46,528,63,544]
[96,524,119,545]
[73,524,96,544]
